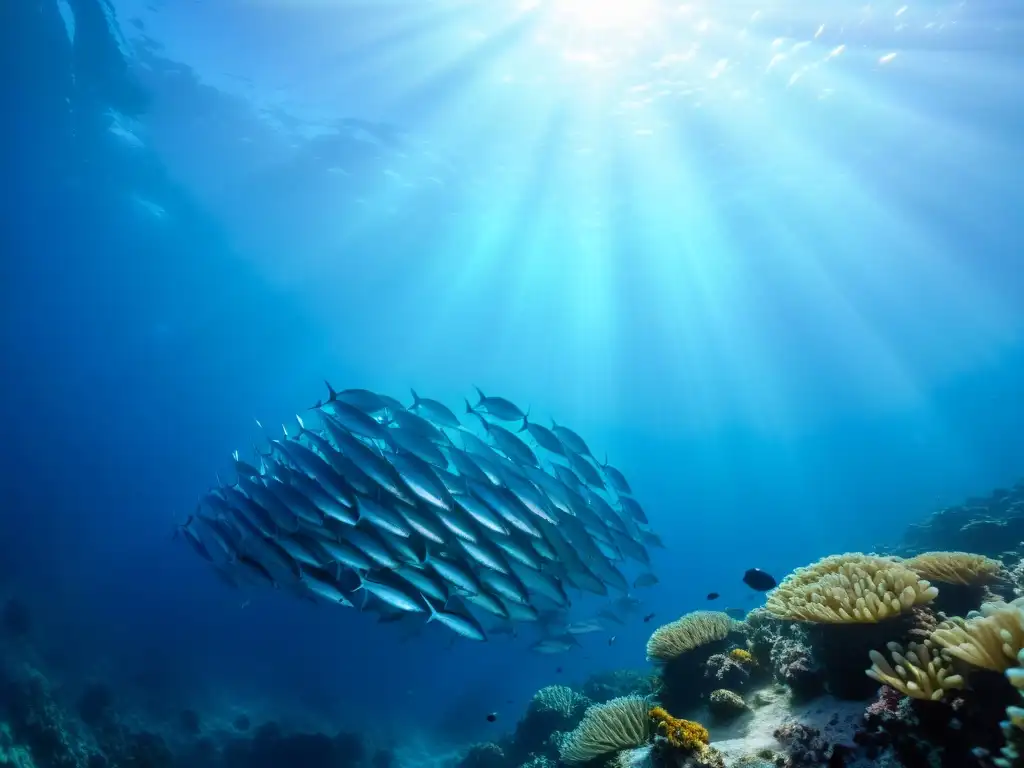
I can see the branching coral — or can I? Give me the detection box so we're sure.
[558,695,651,765]
[646,612,737,662]
[766,553,939,623]
[649,707,708,751]
[904,551,1004,586]
[865,640,964,701]
[531,685,588,717]
[930,598,1024,672]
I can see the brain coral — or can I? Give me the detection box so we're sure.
[930,598,1024,672]
[766,553,938,623]
[646,612,737,662]
[903,551,1004,586]
[558,695,651,765]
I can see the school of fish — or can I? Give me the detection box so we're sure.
[178,384,664,645]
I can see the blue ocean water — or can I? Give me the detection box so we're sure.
[2,0,1024,761]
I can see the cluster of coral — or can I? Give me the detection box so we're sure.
[459,545,1024,768]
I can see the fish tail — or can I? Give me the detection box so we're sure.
[422,594,438,621]
[517,408,530,433]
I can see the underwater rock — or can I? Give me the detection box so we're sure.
[707,690,749,723]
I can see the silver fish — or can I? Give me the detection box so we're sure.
[409,389,461,428]
[423,595,487,641]
[470,387,526,421]
[550,420,592,457]
[358,570,425,613]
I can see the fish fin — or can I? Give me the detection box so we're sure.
[232,449,240,462]
[410,388,421,409]
[473,386,486,407]
[255,419,263,430]
[295,414,307,433]
[464,398,475,415]
[308,399,322,411]
[324,380,339,402]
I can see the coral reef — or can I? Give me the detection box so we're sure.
[646,614,739,662]
[765,554,938,624]
[558,695,651,765]
[930,598,1024,671]
[506,685,590,764]
[865,641,964,701]
[902,483,1024,558]
[745,610,824,701]
[903,551,1006,616]
[647,613,743,712]
[456,742,506,768]
[763,553,943,700]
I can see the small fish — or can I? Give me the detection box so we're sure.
[707,592,720,601]
[643,612,656,623]
[556,666,563,673]
[633,573,659,588]
[608,636,616,646]
[486,712,497,723]
[565,620,604,635]
[531,637,579,655]
[743,568,777,591]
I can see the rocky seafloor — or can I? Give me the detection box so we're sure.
[6,482,1024,768]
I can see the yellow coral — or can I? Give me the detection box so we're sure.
[903,551,1004,586]
[729,648,754,665]
[646,612,737,662]
[866,641,964,701]
[930,598,1024,672]
[766,553,938,624]
[649,707,709,751]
